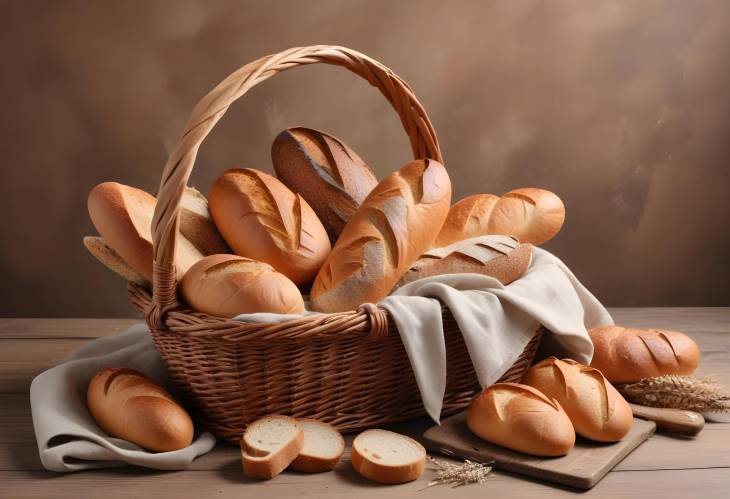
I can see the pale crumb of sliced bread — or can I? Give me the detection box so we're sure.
[351,429,426,484]
[83,236,149,287]
[240,415,303,479]
[290,419,344,472]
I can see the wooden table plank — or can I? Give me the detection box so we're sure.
[0,318,141,339]
[0,339,90,393]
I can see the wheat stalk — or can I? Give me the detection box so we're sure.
[424,456,493,488]
[618,375,730,413]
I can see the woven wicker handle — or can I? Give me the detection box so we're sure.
[148,45,443,328]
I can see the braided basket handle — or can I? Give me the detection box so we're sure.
[148,45,443,328]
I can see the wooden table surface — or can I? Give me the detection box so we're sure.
[1,308,729,498]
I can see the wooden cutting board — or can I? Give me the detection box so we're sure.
[421,412,656,489]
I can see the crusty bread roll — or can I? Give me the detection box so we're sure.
[83,236,149,287]
[589,326,700,383]
[435,188,565,247]
[523,357,633,442]
[290,418,344,472]
[240,415,304,480]
[87,182,204,281]
[208,168,331,286]
[180,254,304,318]
[87,367,194,452]
[351,429,426,484]
[310,159,451,312]
[393,235,532,290]
[271,127,378,242]
[180,186,230,255]
[466,382,575,457]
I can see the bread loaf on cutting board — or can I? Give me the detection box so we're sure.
[589,326,700,383]
[393,235,532,289]
[208,168,331,287]
[523,357,633,442]
[435,188,565,247]
[180,254,304,318]
[310,158,451,312]
[467,382,575,457]
[87,182,204,281]
[271,127,378,242]
[87,367,194,452]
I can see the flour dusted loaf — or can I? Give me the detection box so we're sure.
[393,235,532,289]
[271,127,378,242]
[180,254,304,318]
[435,188,565,247]
[208,168,331,287]
[310,159,451,312]
[351,429,426,484]
[467,383,575,457]
[589,326,700,383]
[523,358,633,442]
[290,419,344,472]
[87,182,204,281]
[87,367,194,452]
[240,415,304,479]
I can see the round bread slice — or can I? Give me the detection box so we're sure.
[240,415,304,480]
[290,419,344,472]
[351,429,426,484]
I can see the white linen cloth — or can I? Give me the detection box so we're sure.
[30,246,609,471]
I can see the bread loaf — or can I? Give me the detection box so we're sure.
[523,357,633,442]
[466,383,575,457]
[589,326,700,383]
[350,429,426,484]
[208,168,331,286]
[240,415,303,479]
[290,419,344,472]
[180,186,231,255]
[87,182,204,281]
[180,254,304,318]
[83,236,149,287]
[435,188,565,247]
[87,367,194,452]
[393,235,532,290]
[310,159,451,312]
[271,127,378,242]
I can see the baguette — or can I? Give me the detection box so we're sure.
[271,127,378,242]
[208,168,331,286]
[350,429,426,484]
[466,383,575,457]
[83,236,149,287]
[310,159,451,312]
[589,326,700,383]
[523,357,633,442]
[290,419,344,472]
[180,186,231,255]
[87,182,204,281]
[435,188,565,247]
[180,254,304,318]
[86,367,194,452]
[393,235,532,289]
[240,415,304,479]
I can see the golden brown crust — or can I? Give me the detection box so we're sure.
[523,358,633,442]
[83,236,149,286]
[589,326,700,383]
[209,168,331,286]
[179,187,231,255]
[310,159,451,312]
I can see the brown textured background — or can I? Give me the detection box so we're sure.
[1,0,729,317]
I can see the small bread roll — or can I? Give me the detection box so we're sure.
[523,358,633,442]
[180,254,305,318]
[467,383,575,457]
[208,168,331,286]
[87,367,194,452]
[589,326,700,383]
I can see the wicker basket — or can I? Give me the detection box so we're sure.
[130,45,543,444]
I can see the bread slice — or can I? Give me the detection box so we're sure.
[290,419,344,472]
[240,415,304,479]
[83,236,149,287]
[351,429,426,484]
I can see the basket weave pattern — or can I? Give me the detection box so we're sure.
[133,45,542,443]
